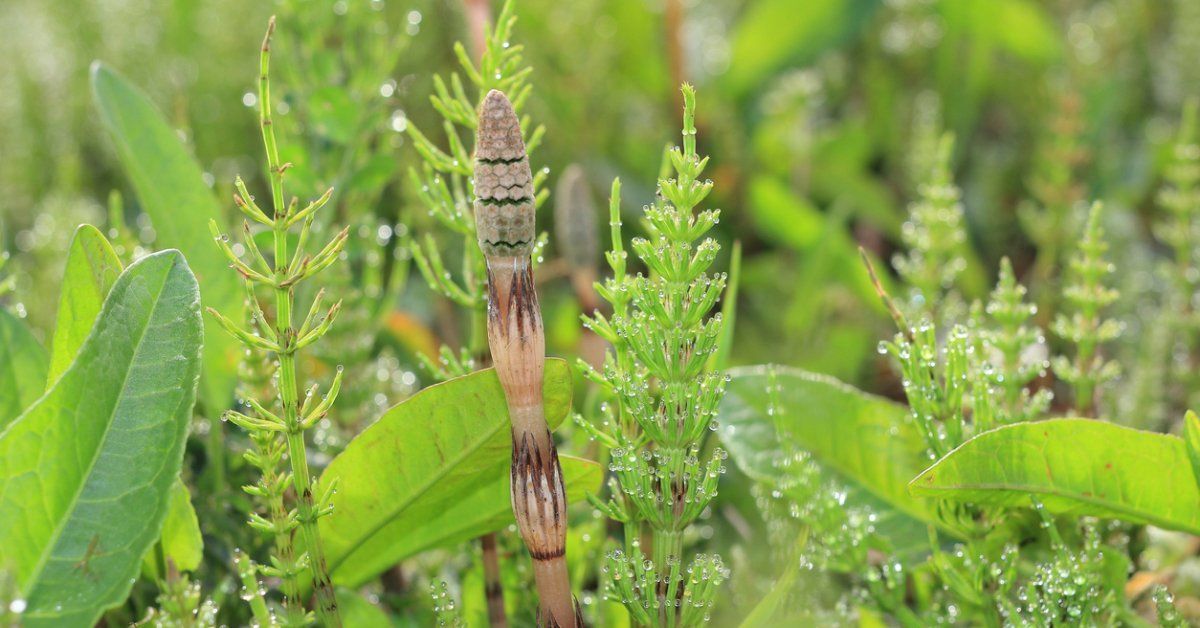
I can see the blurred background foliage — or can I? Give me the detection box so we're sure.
[4,0,1196,397]
[4,0,1200,623]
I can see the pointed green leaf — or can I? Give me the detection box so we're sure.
[0,310,47,429]
[48,225,123,387]
[316,359,600,587]
[47,227,203,577]
[90,63,242,411]
[719,365,962,555]
[911,419,1200,534]
[0,250,203,626]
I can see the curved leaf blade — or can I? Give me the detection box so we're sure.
[719,365,960,550]
[0,310,47,429]
[911,418,1200,534]
[329,455,600,589]
[90,63,242,410]
[317,360,590,587]
[48,225,123,386]
[0,250,203,625]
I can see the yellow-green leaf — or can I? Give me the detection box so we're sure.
[316,359,600,588]
[142,479,204,578]
[1185,411,1200,490]
[911,418,1200,534]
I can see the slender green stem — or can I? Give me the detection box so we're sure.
[261,17,340,625]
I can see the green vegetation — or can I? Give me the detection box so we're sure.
[3,0,1200,625]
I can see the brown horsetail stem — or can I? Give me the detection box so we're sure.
[476,89,581,628]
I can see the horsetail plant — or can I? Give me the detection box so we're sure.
[207,17,344,625]
[407,3,545,622]
[1156,99,1200,297]
[1020,88,1088,313]
[865,250,970,460]
[475,89,580,627]
[407,0,545,372]
[1051,201,1121,417]
[555,164,606,368]
[581,85,730,626]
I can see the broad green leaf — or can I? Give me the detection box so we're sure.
[48,224,123,386]
[0,250,203,626]
[719,366,961,552]
[911,419,1200,534]
[316,359,598,587]
[0,310,47,429]
[142,479,204,578]
[90,63,242,411]
[47,228,204,580]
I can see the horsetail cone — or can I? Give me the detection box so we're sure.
[476,90,537,258]
[554,164,599,276]
[476,89,581,628]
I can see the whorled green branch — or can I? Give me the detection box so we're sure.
[208,17,346,626]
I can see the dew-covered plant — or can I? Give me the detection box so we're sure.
[139,562,220,627]
[207,17,346,625]
[998,504,1129,626]
[581,84,730,626]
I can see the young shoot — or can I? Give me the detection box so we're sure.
[983,257,1052,425]
[476,89,580,627]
